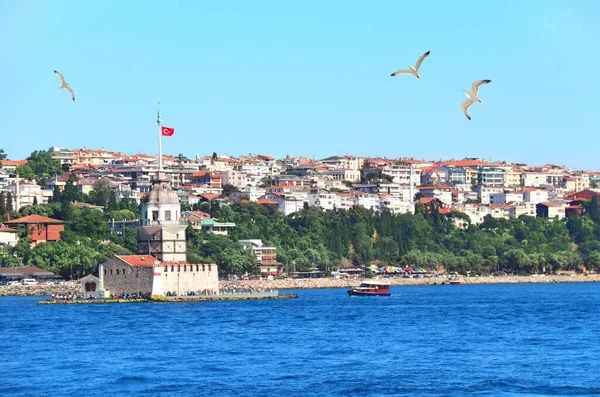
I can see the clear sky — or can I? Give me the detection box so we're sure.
[1,0,599,170]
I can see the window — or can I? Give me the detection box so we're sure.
[184,265,187,272]
[164,265,167,272]
[165,210,171,221]
[202,265,205,271]
[110,269,113,275]
[177,265,181,272]
[116,269,119,275]
[196,265,199,271]
[171,265,174,272]
[104,269,107,275]
[152,211,159,221]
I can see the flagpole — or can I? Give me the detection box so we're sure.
[157,102,162,172]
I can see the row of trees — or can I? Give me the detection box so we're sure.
[192,199,600,276]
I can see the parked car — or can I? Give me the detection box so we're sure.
[21,278,37,286]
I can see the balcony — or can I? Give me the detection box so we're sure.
[141,220,189,226]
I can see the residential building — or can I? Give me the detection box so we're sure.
[239,239,281,276]
[536,202,567,219]
[0,225,18,246]
[5,215,65,245]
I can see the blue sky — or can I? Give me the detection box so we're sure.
[1,0,599,170]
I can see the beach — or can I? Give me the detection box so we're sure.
[2,274,599,297]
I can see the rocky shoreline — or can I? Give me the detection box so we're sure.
[2,274,599,297]
[220,274,600,291]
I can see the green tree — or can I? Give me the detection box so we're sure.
[6,192,13,213]
[0,148,6,167]
[0,192,6,221]
[25,150,63,178]
[62,179,82,203]
[16,163,35,180]
[107,191,119,211]
[89,180,111,208]
[222,184,240,197]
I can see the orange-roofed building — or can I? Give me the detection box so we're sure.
[5,215,64,245]
[257,198,279,205]
[0,159,27,172]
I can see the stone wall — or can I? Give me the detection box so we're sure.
[102,256,154,295]
[161,263,219,295]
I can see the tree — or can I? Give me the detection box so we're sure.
[89,180,111,208]
[50,185,62,203]
[6,192,13,213]
[381,174,394,183]
[222,184,240,197]
[16,164,35,180]
[25,150,63,178]
[62,179,82,203]
[584,252,600,271]
[0,192,5,220]
[0,148,6,167]
[107,191,119,211]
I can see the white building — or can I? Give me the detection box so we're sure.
[0,225,18,246]
[523,188,549,204]
[489,190,524,205]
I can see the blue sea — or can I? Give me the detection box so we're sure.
[2,283,600,397]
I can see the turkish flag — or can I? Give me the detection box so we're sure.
[161,126,175,136]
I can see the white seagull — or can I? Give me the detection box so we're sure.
[461,79,491,120]
[53,70,75,101]
[390,50,430,79]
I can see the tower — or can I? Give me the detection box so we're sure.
[138,174,187,262]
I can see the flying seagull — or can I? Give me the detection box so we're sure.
[390,50,430,79]
[53,70,75,101]
[461,79,491,120]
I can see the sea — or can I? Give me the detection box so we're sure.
[1,283,600,397]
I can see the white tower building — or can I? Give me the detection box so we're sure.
[138,174,187,262]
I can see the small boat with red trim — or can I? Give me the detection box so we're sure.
[347,281,391,297]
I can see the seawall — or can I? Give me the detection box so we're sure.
[2,274,599,297]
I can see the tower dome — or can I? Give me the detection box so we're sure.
[143,180,180,205]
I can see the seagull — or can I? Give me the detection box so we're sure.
[53,70,75,101]
[390,50,430,79]
[461,80,491,120]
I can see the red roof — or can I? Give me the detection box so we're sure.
[5,215,64,224]
[200,193,220,200]
[257,198,279,205]
[1,159,27,166]
[117,255,159,267]
[0,225,17,232]
[417,197,435,204]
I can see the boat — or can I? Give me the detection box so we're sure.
[347,281,391,296]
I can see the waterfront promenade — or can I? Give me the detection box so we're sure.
[3,274,599,297]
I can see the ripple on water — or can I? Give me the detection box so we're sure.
[2,284,600,396]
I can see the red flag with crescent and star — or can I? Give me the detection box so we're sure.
[161,126,175,136]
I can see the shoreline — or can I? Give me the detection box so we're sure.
[220,274,600,291]
[2,274,599,297]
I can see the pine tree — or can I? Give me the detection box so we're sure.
[51,186,62,203]
[108,191,119,211]
[0,191,6,220]
[6,192,13,213]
